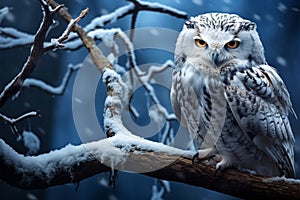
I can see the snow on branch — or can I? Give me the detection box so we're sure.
[0,7,10,22]
[23,64,81,95]
[0,2,64,107]
[0,135,299,200]
[0,0,187,50]
[84,0,187,32]
[0,27,35,49]
[0,3,87,107]
[50,0,187,50]
[139,60,174,83]
[3,2,298,200]
[0,111,40,136]
[45,8,89,51]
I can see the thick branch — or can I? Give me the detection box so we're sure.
[0,136,299,200]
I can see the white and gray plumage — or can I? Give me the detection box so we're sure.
[171,13,296,178]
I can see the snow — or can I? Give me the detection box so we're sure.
[84,4,134,32]
[292,7,300,12]
[0,27,34,48]
[26,193,38,200]
[109,133,185,155]
[83,0,186,33]
[88,28,120,49]
[0,7,9,23]
[277,2,287,13]
[0,138,125,182]
[21,130,40,155]
[253,14,261,21]
[0,131,188,184]
[276,56,287,67]
[139,1,187,17]
[140,60,174,83]
[151,180,170,200]
[223,0,232,4]
[23,64,81,94]
[263,176,300,184]
[151,184,164,200]
[192,0,203,6]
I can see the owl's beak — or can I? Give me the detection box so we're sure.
[211,52,222,66]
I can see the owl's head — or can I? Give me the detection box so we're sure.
[175,13,266,69]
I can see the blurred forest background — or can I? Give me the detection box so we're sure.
[0,0,299,199]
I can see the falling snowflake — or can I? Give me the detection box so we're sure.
[277,2,287,13]
[192,0,203,6]
[276,56,287,67]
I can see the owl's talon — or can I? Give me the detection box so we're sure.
[214,158,231,176]
[192,152,199,165]
[214,164,222,176]
[192,148,217,165]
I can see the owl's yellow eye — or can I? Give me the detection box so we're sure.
[194,39,207,47]
[226,40,240,49]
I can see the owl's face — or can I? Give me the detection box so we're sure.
[175,13,266,69]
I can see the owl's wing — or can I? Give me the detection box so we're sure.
[171,71,186,127]
[221,62,295,178]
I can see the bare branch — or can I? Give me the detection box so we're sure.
[0,136,299,199]
[0,111,40,136]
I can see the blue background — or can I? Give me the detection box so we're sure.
[0,0,299,199]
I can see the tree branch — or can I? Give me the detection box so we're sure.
[0,135,299,200]
[0,1,63,107]
[2,2,298,200]
[23,64,81,95]
[0,111,41,136]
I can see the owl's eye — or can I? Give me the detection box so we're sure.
[194,39,207,47]
[225,40,240,49]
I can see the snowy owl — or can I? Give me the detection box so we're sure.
[171,13,296,178]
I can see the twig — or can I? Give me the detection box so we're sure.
[85,0,187,32]
[0,111,41,136]
[44,8,89,51]
[0,2,63,107]
[46,0,114,73]
[0,27,35,49]
[139,60,174,83]
[23,64,82,95]
[1,0,187,50]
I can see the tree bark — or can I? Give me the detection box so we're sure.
[0,137,299,200]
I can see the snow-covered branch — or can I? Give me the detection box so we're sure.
[23,64,81,95]
[0,0,187,50]
[0,3,88,108]
[0,27,35,49]
[0,135,299,200]
[44,8,89,51]
[83,0,187,33]
[3,1,297,200]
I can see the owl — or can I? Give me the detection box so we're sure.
[171,13,296,178]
